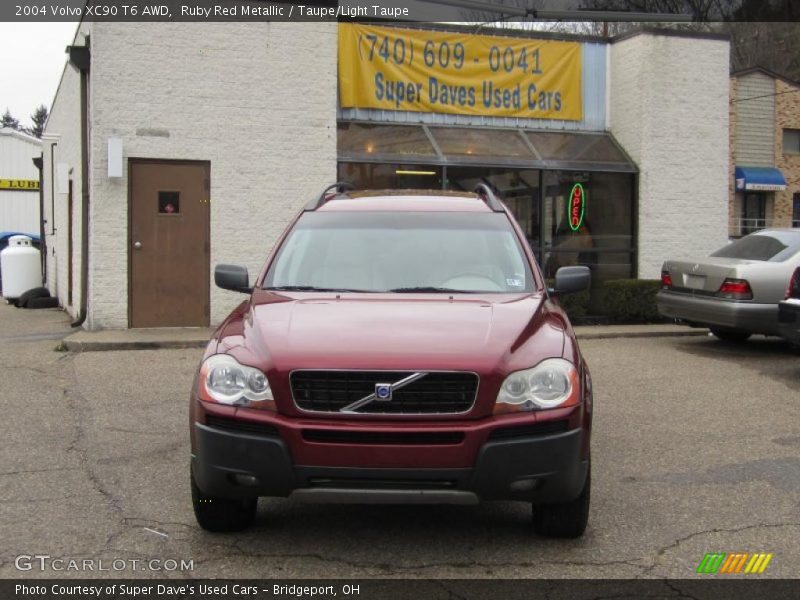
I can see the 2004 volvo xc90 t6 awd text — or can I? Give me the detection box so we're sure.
[190,184,593,537]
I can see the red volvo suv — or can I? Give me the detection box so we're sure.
[190,184,593,537]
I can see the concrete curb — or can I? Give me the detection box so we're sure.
[64,339,209,352]
[63,327,214,352]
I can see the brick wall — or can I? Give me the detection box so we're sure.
[609,33,730,277]
[83,23,337,328]
[775,78,800,227]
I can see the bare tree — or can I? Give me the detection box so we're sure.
[723,22,800,80]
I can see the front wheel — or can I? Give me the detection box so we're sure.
[532,467,590,538]
[191,469,257,532]
[709,328,752,342]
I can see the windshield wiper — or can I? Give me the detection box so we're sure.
[389,287,476,293]
[265,285,375,293]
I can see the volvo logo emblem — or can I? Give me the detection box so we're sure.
[375,383,393,401]
[340,373,427,413]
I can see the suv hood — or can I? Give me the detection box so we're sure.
[221,292,566,374]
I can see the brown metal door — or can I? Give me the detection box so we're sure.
[129,160,210,327]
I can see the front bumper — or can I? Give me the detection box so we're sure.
[191,420,588,505]
[778,298,800,344]
[657,290,778,335]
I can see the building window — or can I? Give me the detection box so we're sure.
[541,171,634,281]
[793,193,800,228]
[158,191,180,214]
[739,193,767,235]
[784,129,800,155]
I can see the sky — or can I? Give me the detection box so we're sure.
[0,22,78,128]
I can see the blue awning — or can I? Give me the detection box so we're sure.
[735,166,787,192]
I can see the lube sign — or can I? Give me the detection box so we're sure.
[339,24,582,120]
[0,179,39,191]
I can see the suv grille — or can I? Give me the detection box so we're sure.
[290,371,478,414]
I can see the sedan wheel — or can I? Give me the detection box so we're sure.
[709,328,752,342]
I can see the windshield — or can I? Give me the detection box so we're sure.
[711,231,800,262]
[263,212,535,293]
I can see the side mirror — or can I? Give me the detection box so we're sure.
[214,264,252,293]
[550,266,590,295]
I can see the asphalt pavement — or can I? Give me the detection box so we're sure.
[1,302,799,580]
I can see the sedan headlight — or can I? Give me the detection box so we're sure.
[494,358,580,414]
[198,354,274,408]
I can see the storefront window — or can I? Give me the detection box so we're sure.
[338,162,443,190]
[527,131,630,167]
[337,123,437,162]
[428,127,533,165]
[542,171,634,281]
[338,162,634,279]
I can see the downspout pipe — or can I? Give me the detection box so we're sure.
[67,41,90,328]
[32,154,46,284]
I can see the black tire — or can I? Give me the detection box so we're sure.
[26,296,60,309]
[532,467,590,538]
[709,328,752,342]
[14,287,50,308]
[191,470,257,532]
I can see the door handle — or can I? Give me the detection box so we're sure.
[133,241,142,249]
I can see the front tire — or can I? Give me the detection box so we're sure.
[709,328,752,342]
[532,467,590,538]
[191,470,257,532]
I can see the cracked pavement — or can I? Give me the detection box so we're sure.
[1,302,799,579]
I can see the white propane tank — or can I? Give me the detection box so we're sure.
[1,235,42,300]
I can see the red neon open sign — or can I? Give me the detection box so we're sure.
[568,183,585,231]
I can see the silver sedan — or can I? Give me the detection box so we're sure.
[657,229,800,341]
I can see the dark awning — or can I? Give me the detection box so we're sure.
[735,166,787,192]
[338,122,637,173]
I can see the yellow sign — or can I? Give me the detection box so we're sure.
[0,179,39,191]
[339,24,582,120]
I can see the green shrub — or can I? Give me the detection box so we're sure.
[546,279,590,320]
[597,279,663,323]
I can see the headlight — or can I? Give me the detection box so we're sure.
[198,354,274,408]
[495,358,580,414]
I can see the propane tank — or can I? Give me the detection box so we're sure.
[1,235,42,300]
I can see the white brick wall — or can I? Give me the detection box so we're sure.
[609,33,730,279]
[47,23,337,329]
[42,22,90,316]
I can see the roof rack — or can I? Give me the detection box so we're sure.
[304,182,355,211]
[474,183,505,212]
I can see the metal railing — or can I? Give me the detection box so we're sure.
[734,218,769,237]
